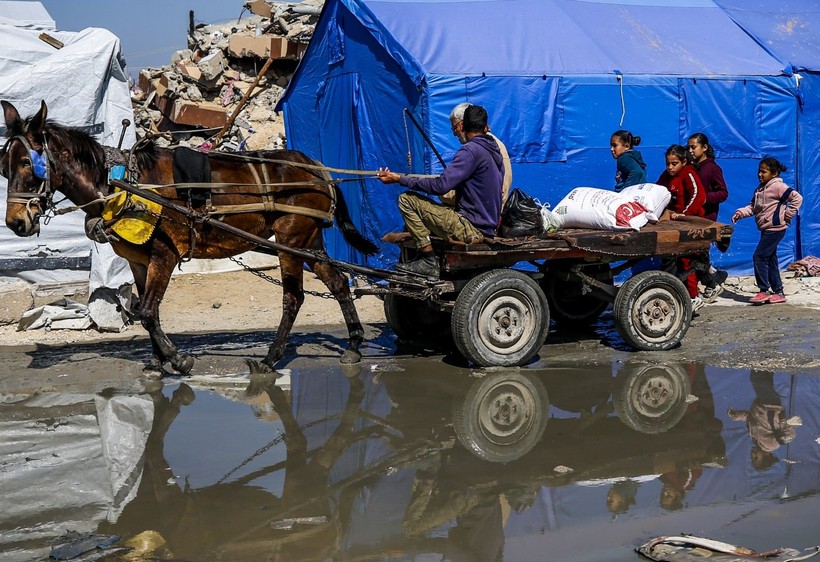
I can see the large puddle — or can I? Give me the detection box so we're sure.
[2,360,819,561]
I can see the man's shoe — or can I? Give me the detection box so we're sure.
[713,269,729,286]
[749,291,770,305]
[701,284,724,303]
[691,296,704,313]
[768,292,787,304]
[394,255,440,278]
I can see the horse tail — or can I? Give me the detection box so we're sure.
[331,182,379,256]
[306,155,378,256]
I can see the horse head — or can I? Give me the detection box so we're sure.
[2,100,50,236]
[2,99,108,237]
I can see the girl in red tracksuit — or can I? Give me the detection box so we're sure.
[656,145,707,311]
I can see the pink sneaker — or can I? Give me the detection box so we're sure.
[768,292,787,304]
[749,291,770,304]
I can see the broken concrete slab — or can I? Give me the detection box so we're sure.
[170,99,228,129]
[0,278,34,326]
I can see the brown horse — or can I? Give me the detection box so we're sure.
[1,100,378,375]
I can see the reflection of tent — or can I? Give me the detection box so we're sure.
[0,394,153,562]
[279,0,807,272]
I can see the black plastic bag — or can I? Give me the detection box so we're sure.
[498,188,545,238]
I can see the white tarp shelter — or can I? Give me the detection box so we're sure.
[0,2,135,328]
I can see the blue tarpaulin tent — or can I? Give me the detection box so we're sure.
[715,0,820,264]
[278,0,808,273]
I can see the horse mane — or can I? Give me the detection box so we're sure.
[132,137,159,170]
[42,117,161,178]
[43,119,107,183]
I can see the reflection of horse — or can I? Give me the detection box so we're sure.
[1,101,377,375]
[103,375,369,560]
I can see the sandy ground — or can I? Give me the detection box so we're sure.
[0,266,818,394]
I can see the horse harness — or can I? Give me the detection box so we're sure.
[2,134,58,223]
[105,147,337,224]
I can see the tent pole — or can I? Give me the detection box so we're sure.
[403,108,446,169]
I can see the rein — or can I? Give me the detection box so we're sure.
[5,129,436,223]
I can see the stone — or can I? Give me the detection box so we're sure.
[0,278,33,326]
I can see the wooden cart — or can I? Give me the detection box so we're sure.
[359,216,733,367]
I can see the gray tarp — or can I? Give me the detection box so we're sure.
[0,2,136,329]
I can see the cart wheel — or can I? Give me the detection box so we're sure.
[613,270,691,351]
[452,372,549,463]
[451,270,549,367]
[613,362,691,434]
[542,264,612,329]
[384,294,451,342]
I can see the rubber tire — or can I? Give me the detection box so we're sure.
[452,372,549,463]
[451,269,549,367]
[613,362,691,434]
[542,263,612,329]
[613,270,692,351]
[384,294,451,342]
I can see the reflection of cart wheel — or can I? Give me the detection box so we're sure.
[613,363,691,434]
[453,372,549,462]
[543,264,612,329]
[451,270,549,367]
[384,294,451,342]
[613,270,691,351]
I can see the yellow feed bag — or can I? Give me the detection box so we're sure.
[102,189,163,245]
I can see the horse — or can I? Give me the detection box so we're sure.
[1,100,379,375]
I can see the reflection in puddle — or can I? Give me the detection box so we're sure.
[1,361,819,561]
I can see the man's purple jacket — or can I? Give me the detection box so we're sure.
[399,134,504,236]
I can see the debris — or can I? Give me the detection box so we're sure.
[50,533,122,560]
[132,1,323,151]
[637,535,820,562]
[17,298,92,331]
[553,465,574,474]
[787,256,820,278]
[270,516,328,530]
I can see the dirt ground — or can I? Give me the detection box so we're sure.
[0,266,818,394]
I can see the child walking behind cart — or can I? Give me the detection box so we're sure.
[732,157,803,304]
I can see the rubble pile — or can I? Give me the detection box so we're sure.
[130,0,324,151]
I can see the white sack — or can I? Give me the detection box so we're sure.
[620,182,671,221]
[553,187,651,231]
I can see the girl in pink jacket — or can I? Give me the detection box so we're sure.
[732,157,803,304]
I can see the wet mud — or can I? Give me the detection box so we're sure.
[2,356,819,561]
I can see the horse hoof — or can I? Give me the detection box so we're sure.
[340,349,362,364]
[172,354,195,374]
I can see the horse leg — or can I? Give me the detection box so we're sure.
[129,262,165,372]
[311,260,364,364]
[263,254,305,370]
[140,249,194,375]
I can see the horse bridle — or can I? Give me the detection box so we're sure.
[2,133,56,221]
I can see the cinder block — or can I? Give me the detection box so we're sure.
[31,281,89,308]
[228,34,306,59]
[170,100,228,129]
[0,279,33,325]
[197,50,227,80]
